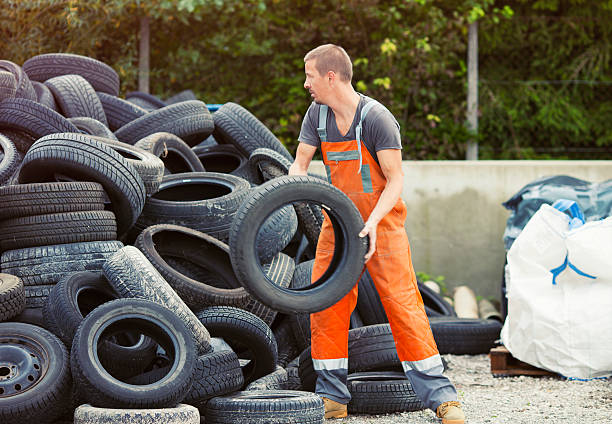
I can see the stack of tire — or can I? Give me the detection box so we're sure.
[0,52,501,423]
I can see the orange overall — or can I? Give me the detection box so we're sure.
[310,101,457,411]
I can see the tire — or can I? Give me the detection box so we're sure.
[245,365,288,391]
[288,259,314,351]
[165,89,197,104]
[419,282,456,317]
[0,98,79,139]
[205,390,324,424]
[0,181,107,220]
[42,271,118,346]
[0,211,117,251]
[68,117,117,139]
[253,203,298,264]
[23,284,55,308]
[23,53,120,96]
[102,246,212,355]
[212,102,293,161]
[230,175,367,313]
[0,129,37,154]
[114,100,214,146]
[70,298,197,408]
[195,306,277,386]
[96,92,148,131]
[44,74,107,125]
[1,240,124,286]
[0,133,20,185]
[0,322,72,423]
[133,172,251,242]
[428,316,502,354]
[135,224,249,309]
[74,403,200,424]
[90,136,165,196]
[347,371,424,413]
[8,307,45,328]
[286,359,302,390]
[0,273,25,321]
[135,132,205,174]
[0,70,16,101]
[18,132,146,235]
[126,91,168,109]
[0,60,37,100]
[272,315,301,368]
[31,81,58,111]
[192,144,250,180]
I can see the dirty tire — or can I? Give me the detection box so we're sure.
[135,132,205,174]
[74,403,200,424]
[0,182,106,220]
[212,102,293,161]
[204,390,324,424]
[135,224,249,309]
[96,92,147,131]
[0,211,117,251]
[0,98,79,139]
[245,365,288,391]
[195,306,277,386]
[114,100,213,146]
[192,144,251,180]
[0,133,20,185]
[18,133,146,234]
[1,240,124,286]
[230,176,367,313]
[0,273,25,321]
[0,322,72,423]
[347,371,424,413]
[70,298,197,408]
[23,53,120,96]
[69,117,117,139]
[273,315,301,368]
[428,316,502,354]
[288,259,315,351]
[102,246,212,355]
[44,74,108,125]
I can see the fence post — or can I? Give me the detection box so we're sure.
[138,15,150,94]
[466,21,478,160]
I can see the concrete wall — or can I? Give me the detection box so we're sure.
[308,160,612,300]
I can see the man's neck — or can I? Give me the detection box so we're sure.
[327,86,360,122]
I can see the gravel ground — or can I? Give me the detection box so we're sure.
[336,353,612,424]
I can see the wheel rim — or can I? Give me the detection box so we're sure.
[0,335,46,397]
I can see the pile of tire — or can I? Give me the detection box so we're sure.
[0,53,501,423]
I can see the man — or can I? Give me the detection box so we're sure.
[288,44,465,424]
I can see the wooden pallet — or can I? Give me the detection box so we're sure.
[489,346,557,377]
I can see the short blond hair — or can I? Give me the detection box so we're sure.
[304,44,353,82]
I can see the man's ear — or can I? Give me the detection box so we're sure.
[327,70,336,84]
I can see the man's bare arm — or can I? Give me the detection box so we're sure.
[289,142,318,176]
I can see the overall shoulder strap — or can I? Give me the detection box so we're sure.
[317,105,328,142]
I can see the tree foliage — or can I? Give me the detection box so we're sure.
[1,0,610,159]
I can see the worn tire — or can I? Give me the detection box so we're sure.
[126,91,168,109]
[44,74,108,125]
[192,143,250,180]
[347,371,424,413]
[135,132,205,174]
[0,273,25,321]
[0,98,79,139]
[69,117,117,139]
[102,246,212,354]
[0,70,17,101]
[32,81,58,111]
[96,92,148,131]
[428,316,502,354]
[0,133,20,185]
[245,365,288,391]
[0,60,37,100]
[74,403,200,424]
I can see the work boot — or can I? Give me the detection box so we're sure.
[436,401,465,424]
[321,397,348,419]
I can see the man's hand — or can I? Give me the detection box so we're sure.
[359,221,377,262]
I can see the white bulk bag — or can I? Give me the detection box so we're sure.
[501,200,612,379]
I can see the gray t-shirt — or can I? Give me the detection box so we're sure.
[298,93,401,165]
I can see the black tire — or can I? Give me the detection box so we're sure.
[0,70,16,101]
[31,81,58,111]
[42,271,118,346]
[212,102,293,161]
[74,403,200,424]
[230,176,367,313]
[192,143,250,180]
[195,306,277,386]
[70,298,197,408]
[18,132,146,234]
[23,53,120,96]
[165,90,197,104]
[253,203,298,264]
[0,98,79,139]
[126,91,168,109]
[102,246,212,355]
[245,365,288,391]
[288,259,314,351]
[0,181,107,220]
[96,92,148,131]
[90,136,165,196]
[68,117,117,139]
[7,307,45,328]
[23,284,54,308]
[247,147,293,184]
[135,132,205,174]
[133,172,251,242]
[0,322,72,423]
[0,211,117,251]
[0,128,37,154]
[0,60,37,101]
[183,349,244,409]
[286,359,302,390]
[347,371,424,413]
[0,133,20,185]
[44,74,108,125]
[419,282,456,317]
[1,240,124,286]
[135,224,249,309]
[272,315,301,368]
[114,100,214,146]
[428,316,502,354]
[0,273,25,321]
[205,390,324,424]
